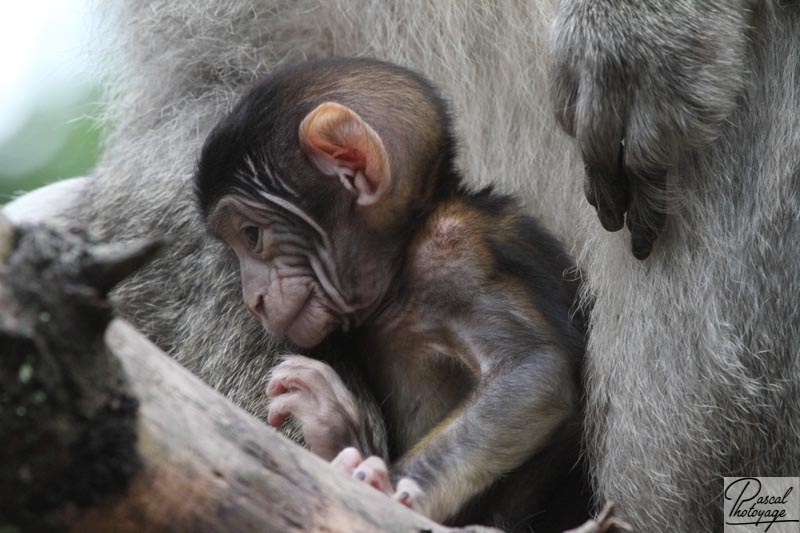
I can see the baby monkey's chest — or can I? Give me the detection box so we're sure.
[362,326,478,455]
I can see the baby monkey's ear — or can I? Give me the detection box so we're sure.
[299,102,391,206]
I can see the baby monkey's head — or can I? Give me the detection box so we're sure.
[195,58,460,347]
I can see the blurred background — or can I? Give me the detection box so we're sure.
[0,0,103,203]
[0,7,103,532]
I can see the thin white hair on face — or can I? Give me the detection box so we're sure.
[245,156,262,187]
[262,155,300,198]
[234,187,331,254]
[231,190,355,316]
[243,154,300,199]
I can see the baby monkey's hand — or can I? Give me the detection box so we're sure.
[266,355,364,461]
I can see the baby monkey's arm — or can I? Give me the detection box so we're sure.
[341,321,579,523]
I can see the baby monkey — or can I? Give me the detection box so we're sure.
[195,58,589,530]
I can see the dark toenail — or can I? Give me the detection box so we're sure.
[355,471,365,480]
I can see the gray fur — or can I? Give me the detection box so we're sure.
[74,1,800,530]
[581,5,800,530]
[3,177,87,227]
[550,0,753,257]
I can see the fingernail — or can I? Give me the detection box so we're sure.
[598,208,624,232]
[631,236,653,260]
[584,184,597,208]
[355,471,365,481]
[632,244,652,260]
[631,228,655,260]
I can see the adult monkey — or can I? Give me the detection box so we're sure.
[8,1,795,531]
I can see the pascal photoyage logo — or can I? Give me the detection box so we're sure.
[724,477,800,532]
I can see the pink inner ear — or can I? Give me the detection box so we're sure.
[303,141,363,194]
[320,143,364,171]
[299,102,391,205]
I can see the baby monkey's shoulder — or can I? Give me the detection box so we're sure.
[407,189,576,300]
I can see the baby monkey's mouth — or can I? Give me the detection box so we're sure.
[282,288,339,349]
[282,290,312,335]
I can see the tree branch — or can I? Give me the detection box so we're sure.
[0,217,494,532]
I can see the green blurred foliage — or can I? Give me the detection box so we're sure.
[0,85,105,202]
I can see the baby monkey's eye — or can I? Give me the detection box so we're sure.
[241,225,261,250]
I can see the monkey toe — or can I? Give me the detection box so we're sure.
[584,163,628,233]
[265,377,288,398]
[266,393,299,428]
[565,501,632,533]
[594,501,632,533]
[392,477,425,512]
[269,355,341,396]
[352,456,392,494]
[331,447,363,475]
[625,183,667,260]
[277,354,332,376]
[267,359,327,399]
[266,370,308,398]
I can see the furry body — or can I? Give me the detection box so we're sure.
[74,2,800,530]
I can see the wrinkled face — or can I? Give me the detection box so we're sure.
[209,195,353,348]
[196,67,433,345]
